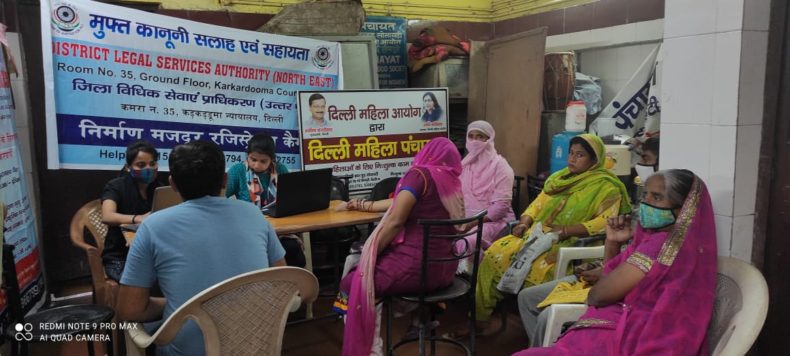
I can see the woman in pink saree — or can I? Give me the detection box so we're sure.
[339,137,465,355]
[459,121,515,250]
[515,169,717,355]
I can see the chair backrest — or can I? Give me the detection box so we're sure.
[512,176,525,215]
[553,245,605,280]
[69,199,109,252]
[370,177,400,200]
[150,267,318,356]
[416,210,487,300]
[708,256,769,356]
[526,175,546,205]
[330,177,350,201]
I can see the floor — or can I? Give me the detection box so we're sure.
[282,297,531,356]
[26,292,530,356]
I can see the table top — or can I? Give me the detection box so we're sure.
[267,200,384,235]
[122,200,382,244]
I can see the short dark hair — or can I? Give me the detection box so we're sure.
[125,140,158,167]
[246,132,277,160]
[569,136,598,163]
[169,140,225,201]
[642,137,660,156]
[308,93,325,106]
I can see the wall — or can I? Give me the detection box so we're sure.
[660,0,770,262]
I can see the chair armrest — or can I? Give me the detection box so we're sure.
[124,323,154,356]
[575,234,605,247]
[554,246,605,280]
[542,304,588,346]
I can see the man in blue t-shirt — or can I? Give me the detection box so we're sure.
[117,140,286,356]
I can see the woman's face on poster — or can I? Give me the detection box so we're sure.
[423,95,435,111]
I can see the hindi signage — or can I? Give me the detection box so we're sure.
[41,0,342,170]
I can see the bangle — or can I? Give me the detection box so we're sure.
[131,215,137,224]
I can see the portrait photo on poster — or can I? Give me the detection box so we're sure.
[420,91,444,123]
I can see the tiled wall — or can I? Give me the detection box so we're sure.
[660,0,770,262]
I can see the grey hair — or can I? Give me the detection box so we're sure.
[651,169,695,207]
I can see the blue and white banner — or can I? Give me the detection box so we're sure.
[597,44,661,140]
[41,0,342,170]
[361,16,407,88]
[0,43,46,330]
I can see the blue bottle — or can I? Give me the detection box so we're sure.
[550,131,584,174]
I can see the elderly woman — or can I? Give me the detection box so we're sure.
[457,121,515,273]
[474,134,632,334]
[515,169,716,355]
[338,137,464,355]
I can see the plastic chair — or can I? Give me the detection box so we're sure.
[68,200,117,308]
[541,256,770,351]
[125,266,319,356]
[708,256,769,356]
[385,209,487,356]
[553,245,605,280]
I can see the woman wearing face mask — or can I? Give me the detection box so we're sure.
[634,137,660,182]
[470,134,632,336]
[515,169,717,355]
[456,121,516,273]
[101,140,162,281]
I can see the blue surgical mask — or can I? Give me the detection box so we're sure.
[130,167,157,184]
[639,202,676,229]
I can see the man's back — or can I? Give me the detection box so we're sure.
[121,196,285,355]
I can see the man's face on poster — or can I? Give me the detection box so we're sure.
[310,99,326,121]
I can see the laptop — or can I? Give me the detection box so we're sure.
[262,168,332,218]
[121,186,183,232]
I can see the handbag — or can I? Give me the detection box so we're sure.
[497,223,559,294]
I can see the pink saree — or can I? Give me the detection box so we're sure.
[515,174,717,356]
[343,137,465,356]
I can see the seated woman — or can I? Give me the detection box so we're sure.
[338,137,465,355]
[515,169,717,355]
[101,140,162,281]
[225,132,305,267]
[474,134,631,334]
[458,120,515,272]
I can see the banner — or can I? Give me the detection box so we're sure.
[298,89,449,191]
[596,44,661,140]
[360,16,408,88]
[41,0,342,170]
[0,45,46,331]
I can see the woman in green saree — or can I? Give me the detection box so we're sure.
[474,134,631,334]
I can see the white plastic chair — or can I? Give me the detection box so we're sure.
[125,266,318,356]
[539,245,603,346]
[541,256,770,352]
[553,245,605,280]
[708,256,769,355]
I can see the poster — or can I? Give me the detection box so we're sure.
[0,45,46,331]
[596,44,661,140]
[298,89,448,191]
[41,0,342,171]
[360,16,407,89]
